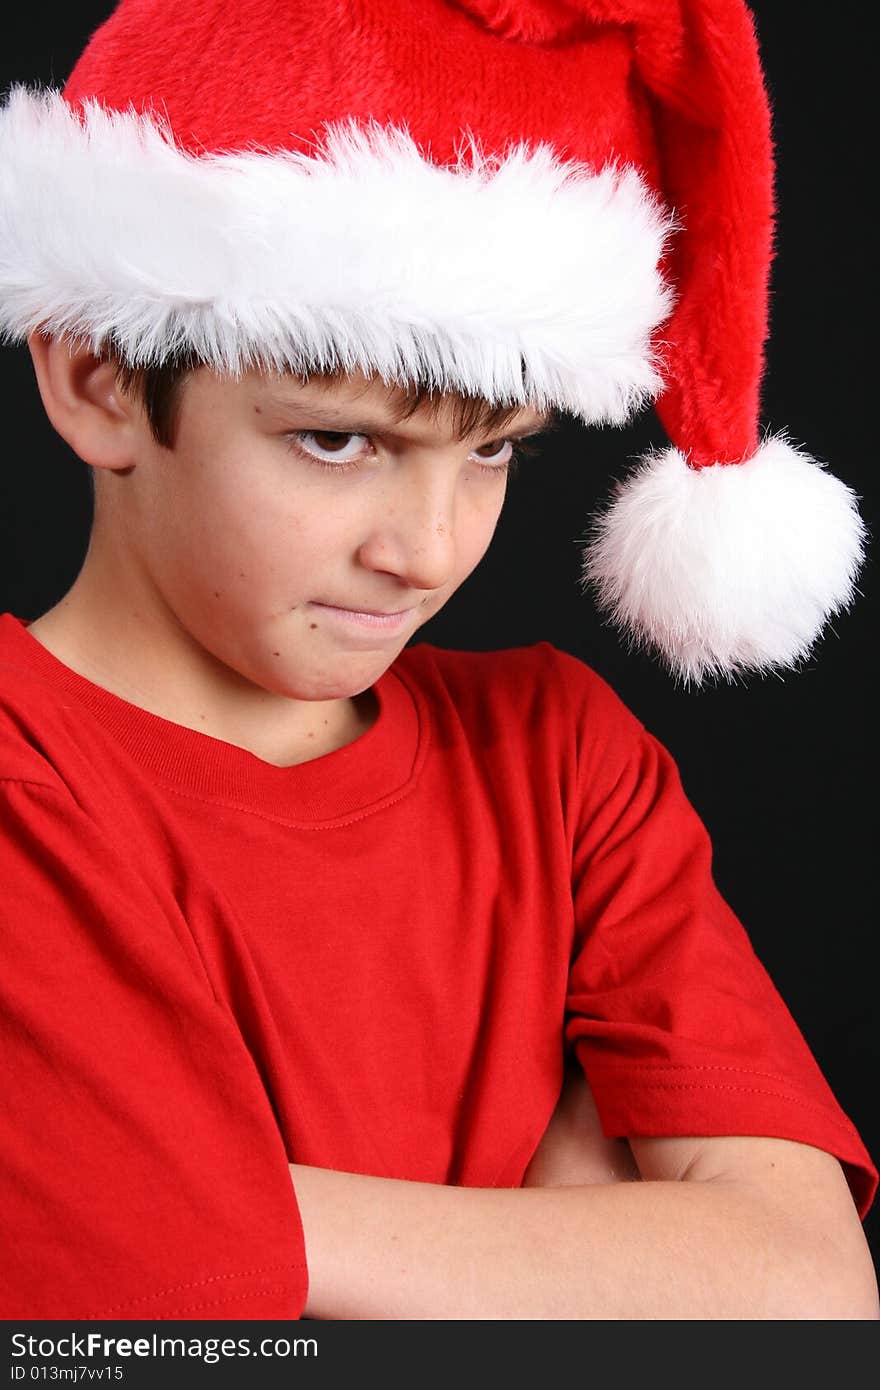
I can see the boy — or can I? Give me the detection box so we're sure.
[0,0,877,1319]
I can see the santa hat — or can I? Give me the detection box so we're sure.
[0,0,865,683]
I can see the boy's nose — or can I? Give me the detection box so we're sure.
[356,492,459,594]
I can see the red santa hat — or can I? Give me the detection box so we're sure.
[0,0,866,683]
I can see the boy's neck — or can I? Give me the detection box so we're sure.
[26,582,379,769]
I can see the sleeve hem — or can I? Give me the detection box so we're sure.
[584,1064,878,1222]
[82,1261,308,1320]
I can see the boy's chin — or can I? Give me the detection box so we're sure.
[256,649,403,703]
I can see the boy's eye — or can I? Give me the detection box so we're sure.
[285,430,518,472]
[294,430,369,463]
[472,438,515,467]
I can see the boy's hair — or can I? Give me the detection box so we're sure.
[112,352,538,451]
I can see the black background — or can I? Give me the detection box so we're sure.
[2,2,878,1275]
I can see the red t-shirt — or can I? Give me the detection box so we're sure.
[0,613,875,1319]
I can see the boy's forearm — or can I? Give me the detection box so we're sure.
[289,1163,869,1320]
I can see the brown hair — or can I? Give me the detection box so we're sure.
[112,352,547,449]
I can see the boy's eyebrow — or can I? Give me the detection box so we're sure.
[506,416,559,439]
[261,398,557,439]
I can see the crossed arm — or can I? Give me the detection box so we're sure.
[289,1066,879,1320]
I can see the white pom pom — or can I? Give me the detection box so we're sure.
[582,435,867,685]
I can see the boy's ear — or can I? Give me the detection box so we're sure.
[27,332,143,472]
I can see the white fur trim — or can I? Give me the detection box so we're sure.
[0,87,675,420]
[582,436,868,684]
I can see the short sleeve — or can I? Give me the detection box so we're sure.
[0,776,307,1319]
[558,662,878,1221]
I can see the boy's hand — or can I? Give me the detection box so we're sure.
[521,1062,640,1188]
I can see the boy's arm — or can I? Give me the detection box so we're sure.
[521,1062,641,1188]
[289,1129,879,1319]
[1,777,308,1319]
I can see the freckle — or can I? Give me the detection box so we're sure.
[322,719,328,725]
[238,571,245,578]
[213,591,220,598]
[272,650,280,656]
[309,622,318,630]
[254,406,262,414]
[308,731,315,739]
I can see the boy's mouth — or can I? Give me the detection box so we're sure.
[307,601,417,635]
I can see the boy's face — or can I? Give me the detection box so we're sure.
[103,367,547,706]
